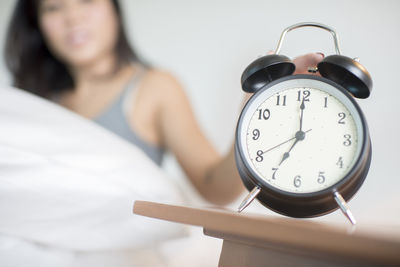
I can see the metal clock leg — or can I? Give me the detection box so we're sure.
[333,191,357,225]
[238,186,261,212]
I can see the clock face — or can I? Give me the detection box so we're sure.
[238,77,364,194]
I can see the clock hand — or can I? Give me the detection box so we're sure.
[299,97,305,132]
[278,130,306,165]
[278,138,298,166]
[263,129,312,154]
[278,98,307,166]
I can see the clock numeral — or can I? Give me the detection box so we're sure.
[343,134,352,146]
[276,95,287,106]
[317,171,326,184]
[324,97,328,108]
[252,129,260,140]
[255,150,264,162]
[338,112,346,124]
[293,175,301,188]
[257,108,270,120]
[272,168,278,180]
[297,90,310,102]
[336,157,344,168]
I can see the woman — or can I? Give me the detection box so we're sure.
[4,0,323,205]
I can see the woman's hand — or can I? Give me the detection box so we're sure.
[293,52,324,74]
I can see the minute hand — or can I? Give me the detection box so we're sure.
[299,97,305,131]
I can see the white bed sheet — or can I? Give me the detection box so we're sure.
[0,86,188,266]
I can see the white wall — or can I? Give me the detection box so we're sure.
[1,0,399,226]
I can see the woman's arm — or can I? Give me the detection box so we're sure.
[152,71,242,205]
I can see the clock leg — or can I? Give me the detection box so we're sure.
[333,191,357,225]
[238,186,261,212]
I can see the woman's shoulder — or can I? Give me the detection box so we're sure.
[142,68,182,90]
[141,67,186,101]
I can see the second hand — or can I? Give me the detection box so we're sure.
[262,128,312,154]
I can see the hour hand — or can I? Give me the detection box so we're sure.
[278,98,307,165]
[278,138,298,166]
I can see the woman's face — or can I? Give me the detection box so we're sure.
[38,0,119,69]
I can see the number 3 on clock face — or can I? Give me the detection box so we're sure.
[238,75,366,195]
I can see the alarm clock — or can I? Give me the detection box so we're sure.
[235,22,372,225]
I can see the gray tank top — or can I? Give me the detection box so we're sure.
[94,68,164,166]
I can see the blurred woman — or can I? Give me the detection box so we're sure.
[4,0,323,205]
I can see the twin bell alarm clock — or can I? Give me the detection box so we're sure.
[235,22,372,225]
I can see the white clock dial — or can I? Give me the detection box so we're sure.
[240,78,363,194]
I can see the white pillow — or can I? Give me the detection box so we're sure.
[0,86,186,252]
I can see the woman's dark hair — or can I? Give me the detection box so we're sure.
[4,0,143,98]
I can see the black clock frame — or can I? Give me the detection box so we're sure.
[235,74,372,218]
